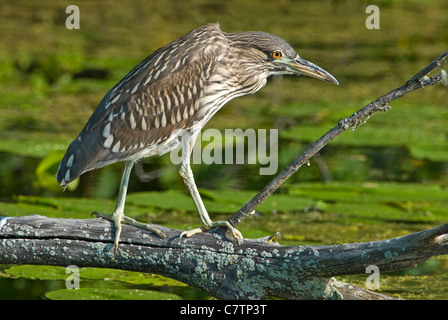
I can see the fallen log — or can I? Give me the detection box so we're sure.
[1,215,447,299]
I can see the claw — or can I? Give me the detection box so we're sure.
[180,227,204,239]
[232,229,244,245]
[180,224,243,244]
[90,211,165,250]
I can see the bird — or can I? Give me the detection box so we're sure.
[56,23,338,249]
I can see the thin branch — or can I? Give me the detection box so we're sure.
[228,50,448,228]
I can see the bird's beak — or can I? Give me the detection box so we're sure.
[288,56,339,85]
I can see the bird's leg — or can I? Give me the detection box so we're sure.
[93,160,165,250]
[178,161,243,241]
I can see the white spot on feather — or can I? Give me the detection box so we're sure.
[183,107,189,120]
[110,94,120,104]
[144,75,152,86]
[112,141,121,153]
[103,123,111,138]
[131,83,139,94]
[129,113,136,129]
[103,134,114,149]
[176,108,182,122]
[66,154,74,168]
[65,169,71,183]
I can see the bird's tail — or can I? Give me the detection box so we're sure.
[57,136,87,187]
[56,126,108,187]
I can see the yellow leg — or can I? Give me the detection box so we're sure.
[93,160,165,250]
[178,162,243,241]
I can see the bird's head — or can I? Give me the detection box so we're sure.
[229,31,339,85]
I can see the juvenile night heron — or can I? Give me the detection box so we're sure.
[57,23,338,249]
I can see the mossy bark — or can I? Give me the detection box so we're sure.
[1,215,447,299]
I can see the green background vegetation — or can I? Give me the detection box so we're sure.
[0,0,447,299]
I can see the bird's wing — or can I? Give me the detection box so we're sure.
[57,24,228,186]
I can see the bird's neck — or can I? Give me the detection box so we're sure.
[218,52,269,96]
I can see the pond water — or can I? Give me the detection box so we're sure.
[0,0,447,299]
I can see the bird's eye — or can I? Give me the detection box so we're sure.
[271,51,283,59]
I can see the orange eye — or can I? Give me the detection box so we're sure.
[272,51,283,59]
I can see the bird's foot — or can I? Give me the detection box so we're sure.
[92,211,165,251]
[180,220,243,244]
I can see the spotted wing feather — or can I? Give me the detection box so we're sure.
[57,24,228,186]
